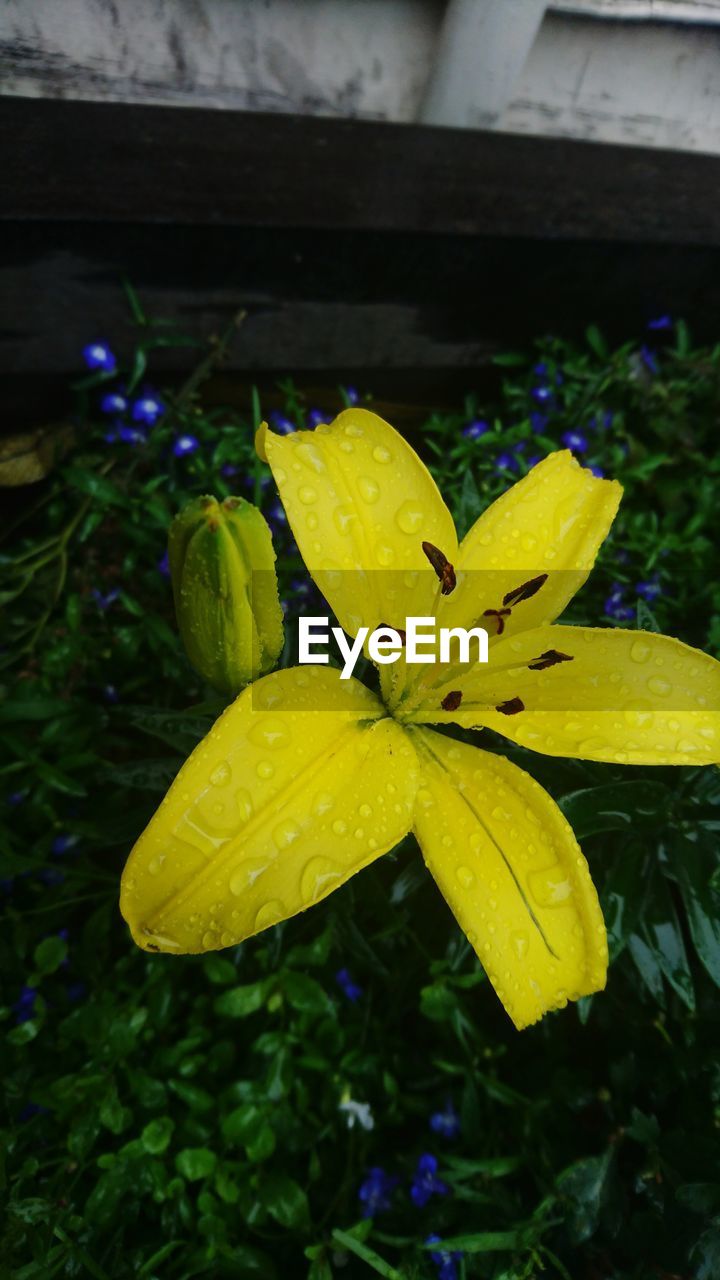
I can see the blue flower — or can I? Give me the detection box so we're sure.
[307,408,326,429]
[603,410,614,429]
[51,834,77,856]
[132,394,164,426]
[117,424,147,446]
[220,463,239,479]
[103,684,119,704]
[526,454,542,468]
[173,434,200,457]
[266,499,287,526]
[14,986,37,1025]
[430,1102,460,1139]
[494,452,518,473]
[529,411,548,434]
[336,968,363,1002]
[83,342,116,372]
[345,387,359,406]
[532,362,548,377]
[636,578,662,602]
[640,345,659,375]
[158,550,170,577]
[589,465,604,478]
[7,790,26,807]
[561,430,588,454]
[604,586,634,621]
[462,419,489,440]
[269,411,296,436]
[91,587,119,611]
[19,1103,47,1123]
[531,385,554,406]
[426,1235,463,1280]
[358,1167,397,1217]
[410,1154,448,1207]
[100,391,128,415]
[648,315,672,331]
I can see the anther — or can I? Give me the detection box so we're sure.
[422,541,457,595]
[528,649,573,671]
[482,607,511,635]
[495,697,525,715]
[441,690,463,712]
[503,574,548,607]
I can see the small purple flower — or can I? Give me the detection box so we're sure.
[103,684,119,704]
[173,434,200,457]
[494,452,518,473]
[462,419,489,440]
[117,424,147,446]
[19,1103,47,1123]
[158,550,170,577]
[430,1102,460,1139]
[589,465,604,478]
[358,1167,397,1218]
[529,411,548,434]
[345,387,359,406]
[307,408,326,429]
[603,410,614,430]
[220,463,239,479]
[14,985,37,1025]
[51,834,77,857]
[640,345,659,375]
[648,315,672,331]
[426,1235,463,1280]
[269,412,296,436]
[91,587,119,611]
[410,1154,448,1208]
[533,362,548,377]
[531,385,554,406]
[336,968,363,1002]
[7,790,25,807]
[615,548,629,565]
[100,391,128,415]
[636,578,662,602]
[132,394,164,426]
[561,430,588,454]
[83,342,116,373]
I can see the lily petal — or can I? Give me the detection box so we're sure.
[440,452,622,638]
[410,727,607,1029]
[257,408,457,635]
[424,625,720,765]
[121,667,418,953]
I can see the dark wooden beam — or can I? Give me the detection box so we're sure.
[2,95,720,244]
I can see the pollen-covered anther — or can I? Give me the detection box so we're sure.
[441,690,463,712]
[421,541,457,595]
[528,649,574,671]
[496,697,525,716]
[482,607,511,636]
[503,574,549,608]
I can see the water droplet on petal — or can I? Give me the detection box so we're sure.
[254,900,285,931]
[300,855,343,904]
[456,865,474,888]
[631,641,650,664]
[358,476,380,504]
[210,762,231,786]
[372,445,391,464]
[395,500,424,535]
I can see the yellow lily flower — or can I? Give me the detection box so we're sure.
[120,410,720,1029]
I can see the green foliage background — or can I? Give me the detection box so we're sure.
[2,309,720,1279]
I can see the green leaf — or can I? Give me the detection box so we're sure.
[674,833,720,988]
[556,1148,614,1245]
[586,324,608,357]
[141,1117,174,1155]
[213,982,267,1018]
[33,935,68,975]
[331,1229,402,1278]
[175,1147,217,1181]
[559,781,668,839]
[643,873,695,1010]
[601,840,649,961]
[259,1172,310,1229]
[422,1230,522,1253]
[281,972,332,1017]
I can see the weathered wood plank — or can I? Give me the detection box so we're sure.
[2,97,720,243]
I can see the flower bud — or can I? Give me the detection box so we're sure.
[168,495,284,695]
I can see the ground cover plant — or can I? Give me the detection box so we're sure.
[2,301,720,1280]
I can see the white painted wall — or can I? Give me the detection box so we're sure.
[2,0,720,153]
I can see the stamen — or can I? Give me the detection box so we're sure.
[528,649,573,671]
[422,541,457,596]
[379,622,406,644]
[441,690,463,712]
[503,574,548,608]
[495,697,525,715]
[482,607,511,636]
